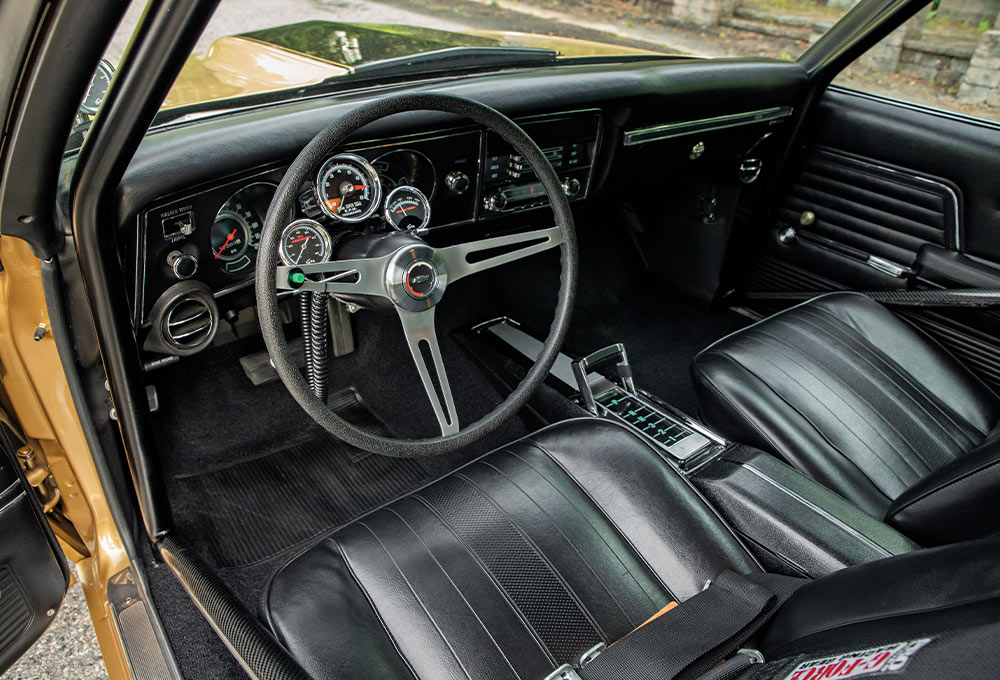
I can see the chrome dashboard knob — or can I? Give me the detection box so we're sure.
[561,177,581,197]
[445,171,470,195]
[169,252,199,280]
[484,192,507,212]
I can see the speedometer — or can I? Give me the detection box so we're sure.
[210,182,275,276]
[315,153,382,222]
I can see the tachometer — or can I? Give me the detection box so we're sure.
[384,186,431,231]
[279,220,332,266]
[315,153,382,222]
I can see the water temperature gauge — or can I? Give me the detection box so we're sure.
[384,185,431,231]
[279,219,332,266]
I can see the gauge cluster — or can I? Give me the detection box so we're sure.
[132,112,599,340]
[134,129,481,329]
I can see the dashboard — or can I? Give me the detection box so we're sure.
[132,110,601,349]
[119,58,808,364]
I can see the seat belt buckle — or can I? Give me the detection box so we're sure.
[543,643,606,680]
[544,665,583,680]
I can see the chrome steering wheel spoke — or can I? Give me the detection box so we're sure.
[439,226,562,283]
[276,255,393,297]
[397,308,459,436]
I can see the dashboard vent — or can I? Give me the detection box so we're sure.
[165,295,214,350]
[144,281,218,357]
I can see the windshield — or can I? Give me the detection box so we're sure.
[70,0,999,153]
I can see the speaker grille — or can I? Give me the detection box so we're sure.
[0,565,32,655]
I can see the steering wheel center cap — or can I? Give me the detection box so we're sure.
[403,260,438,299]
[386,244,448,311]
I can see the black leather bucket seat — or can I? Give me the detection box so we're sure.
[263,419,1000,679]
[691,293,1000,545]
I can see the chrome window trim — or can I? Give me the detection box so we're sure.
[623,106,793,146]
[827,85,1000,133]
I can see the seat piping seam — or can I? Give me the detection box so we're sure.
[501,448,666,613]
[479,455,647,627]
[518,439,687,601]
[716,334,920,487]
[737,328,925,481]
[410,492,558,665]
[452,470,610,642]
[385,506,524,679]
[796,307,979,453]
[697,351,896,507]
[356,520,474,680]
[333,535,421,680]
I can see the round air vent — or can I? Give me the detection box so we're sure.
[165,295,214,350]
[144,281,219,356]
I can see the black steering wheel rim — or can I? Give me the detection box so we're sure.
[256,92,577,457]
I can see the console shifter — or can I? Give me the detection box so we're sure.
[572,344,715,464]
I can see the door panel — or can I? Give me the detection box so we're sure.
[744,86,1000,391]
[774,147,959,267]
[0,434,69,674]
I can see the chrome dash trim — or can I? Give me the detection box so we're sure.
[623,106,793,146]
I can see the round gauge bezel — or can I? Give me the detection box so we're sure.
[314,153,382,223]
[278,219,333,267]
[80,59,115,115]
[210,181,277,275]
[372,148,437,201]
[211,211,252,262]
[383,185,432,232]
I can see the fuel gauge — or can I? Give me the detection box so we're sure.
[384,186,431,232]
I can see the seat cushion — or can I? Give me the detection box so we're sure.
[691,292,999,516]
[264,418,758,680]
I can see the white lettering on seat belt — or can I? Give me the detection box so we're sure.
[782,638,932,680]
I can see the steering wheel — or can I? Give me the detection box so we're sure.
[256,93,577,457]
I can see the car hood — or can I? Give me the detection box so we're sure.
[162,21,664,110]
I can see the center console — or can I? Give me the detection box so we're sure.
[465,318,917,578]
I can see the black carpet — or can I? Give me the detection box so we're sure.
[565,292,751,416]
[170,390,437,569]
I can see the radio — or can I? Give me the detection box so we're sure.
[481,111,600,215]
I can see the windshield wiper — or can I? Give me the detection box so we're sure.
[340,46,558,81]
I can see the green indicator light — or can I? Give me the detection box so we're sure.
[289,271,306,285]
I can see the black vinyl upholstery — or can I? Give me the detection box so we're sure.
[263,417,1000,680]
[264,419,759,680]
[691,293,1000,534]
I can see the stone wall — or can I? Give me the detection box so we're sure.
[671,0,739,25]
[958,30,1000,106]
[898,39,977,86]
[640,0,741,26]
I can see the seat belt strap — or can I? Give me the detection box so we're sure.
[744,288,1000,309]
[547,571,804,680]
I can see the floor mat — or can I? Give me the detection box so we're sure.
[170,390,433,569]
